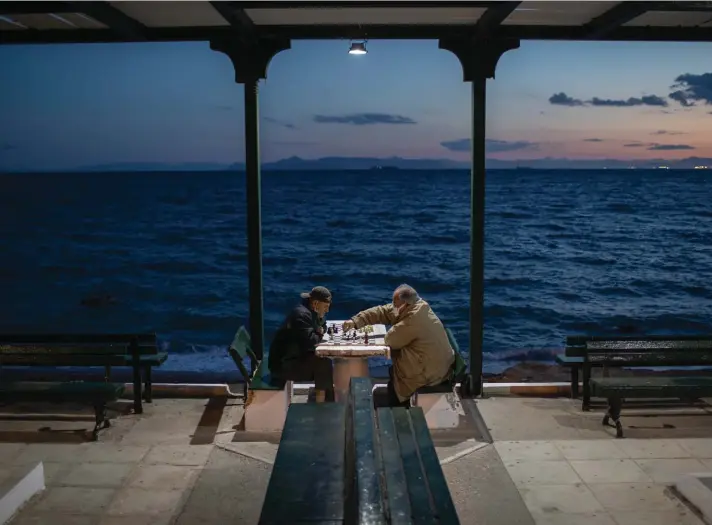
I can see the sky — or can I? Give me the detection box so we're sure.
[1,38,712,171]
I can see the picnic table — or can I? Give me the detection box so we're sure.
[315,320,389,403]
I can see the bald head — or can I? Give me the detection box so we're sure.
[392,284,420,307]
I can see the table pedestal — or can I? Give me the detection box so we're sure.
[332,358,370,403]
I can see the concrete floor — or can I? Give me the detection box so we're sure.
[0,394,711,525]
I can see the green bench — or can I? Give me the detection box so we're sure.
[582,336,712,438]
[229,327,292,432]
[228,326,287,394]
[259,377,460,524]
[348,377,459,524]
[557,335,621,399]
[0,381,124,441]
[0,333,165,414]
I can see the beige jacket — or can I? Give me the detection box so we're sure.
[351,299,455,402]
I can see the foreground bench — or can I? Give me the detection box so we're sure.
[228,326,292,432]
[350,378,459,524]
[0,333,164,414]
[259,402,346,524]
[259,378,459,524]
[0,381,124,440]
[582,336,712,438]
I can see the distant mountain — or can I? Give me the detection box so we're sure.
[4,156,712,174]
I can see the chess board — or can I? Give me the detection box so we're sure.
[322,320,387,346]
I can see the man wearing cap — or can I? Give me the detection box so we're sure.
[268,286,335,403]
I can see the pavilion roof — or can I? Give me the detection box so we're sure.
[1,1,712,45]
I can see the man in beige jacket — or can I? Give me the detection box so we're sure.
[343,284,455,407]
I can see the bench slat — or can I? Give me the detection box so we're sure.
[409,409,460,524]
[259,403,346,525]
[591,376,712,399]
[587,353,712,366]
[587,340,712,351]
[0,354,163,367]
[392,408,438,525]
[0,334,156,344]
[376,408,413,524]
[0,344,157,355]
[347,378,385,524]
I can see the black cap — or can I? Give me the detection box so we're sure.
[300,286,332,303]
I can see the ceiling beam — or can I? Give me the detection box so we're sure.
[0,2,74,15]
[582,1,663,39]
[474,1,521,38]
[67,2,147,41]
[2,22,712,45]
[209,1,260,43]
[230,1,496,8]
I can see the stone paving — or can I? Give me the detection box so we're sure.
[0,394,710,525]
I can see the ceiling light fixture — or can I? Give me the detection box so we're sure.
[348,40,367,55]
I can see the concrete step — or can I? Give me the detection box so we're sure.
[0,462,45,524]
[676,472,712,524]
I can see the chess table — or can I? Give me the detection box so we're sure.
[315,320,390,403]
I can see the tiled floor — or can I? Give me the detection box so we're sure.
[495,439,712,525]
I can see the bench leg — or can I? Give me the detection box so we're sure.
[602,396,624,438]
[581,364,591,411]
[92,402,111,441]
[132,364,143,414]
[571,366,580,399]
[143,365,153,403]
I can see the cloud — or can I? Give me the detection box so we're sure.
[549,92,668,108]
[269,140,317,146]
[624,143,645,148]
[669,73,712,106]
[440,138,538,153]
[263,116,297,130]
[588,95,668,107]
[549,92,584,106]
[584,138,604,142]
[648,144,695,151]
[313,113,416,125]
[651,130,687,135]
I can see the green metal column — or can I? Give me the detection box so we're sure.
[469,75,487,396]
[244,77,265,361]
[439,37,520,397]
[210,37,291,364]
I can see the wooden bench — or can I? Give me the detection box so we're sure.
[0,381,124,441]
[348,377,460,524]
[259,377,459,524]
[557,335,620,399]
[259,402,346,524]
[582,337,712,438]
[0,333,164,414]
[410,328,468,429]
[228,326,292,432]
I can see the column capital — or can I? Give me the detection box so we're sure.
[438,38,520,82]
[210,36,291,84]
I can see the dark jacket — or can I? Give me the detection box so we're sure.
[268,298,326,375]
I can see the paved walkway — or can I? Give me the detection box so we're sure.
[0,395,710,524]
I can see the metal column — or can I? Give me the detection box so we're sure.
[244,77,265,361]
[469,75,487,396]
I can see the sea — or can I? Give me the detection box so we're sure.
[1,169,711,377]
